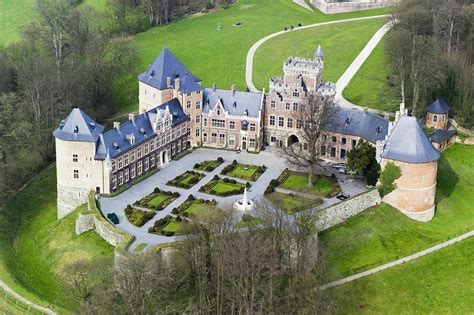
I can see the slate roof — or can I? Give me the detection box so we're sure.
[382,116,440,163]
[95,98,188,160]
[137,48,202,93]
[53,108,104,142]
[428,129,456,144]
[323,107,389,144]
[427,97,450,114]
[203,88,263,118]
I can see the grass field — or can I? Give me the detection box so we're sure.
[267,191,322,214]
[213,181,246,194]
[320,144,474,281]
[194,159,223,172]
[342,35,398,111]
[0,167,114,312]
[280,171,340,197]
[223,163,265,181]
[162,219,182,234]
[185,200,212,217]
[253,18,388,90]
[326,237,474,313]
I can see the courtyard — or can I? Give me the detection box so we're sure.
[99,147,366,251]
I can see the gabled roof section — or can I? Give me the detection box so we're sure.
[138,48,202,93]
[427,97,450,114]
[53,108,104,142]
[323,107,388,144]
[202,88,263,118]
[428,129,456,144]
[382,116,440,163]
[149,98,189,127]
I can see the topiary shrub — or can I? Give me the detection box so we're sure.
[217,157,224,163]
[171,208,178,215]
[187,194,195,201]
[172,192,180,198]
[223,177,230,183]
[194,163,201,169]
[270,179,279,187]
[230,179,237,184]
[264,185,274,195]
[153,187,160,193]
[233,160,237,165]
[206,165,214,172]
[213,175,219,180]
[176,215,182,222]
[245,182,251,189]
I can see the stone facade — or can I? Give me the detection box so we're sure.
[75,212,95,235]
[316,189,381,231]
[426,112,448,130]
[57,184,91,219]
[312,0,397,14]
[381,160,437,222]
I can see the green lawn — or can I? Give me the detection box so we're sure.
[280,171,340,197]
[326,237,474,314]
[267,191,322,214]
[125,206,155,227]
[194,159,223,172]
[342,35,399,111]
[223,163,265,181]
[253,18,388,90]
[147,194,169,207]
[162,220,182,234]
[134,243,147,252]
[167,170,205,189]
[213,181,245,194]
[320,144,474,281]
[0,166,114,312]
[186,200,212,217]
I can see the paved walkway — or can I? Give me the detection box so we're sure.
[321,230,474,290]
[0,280,56,315]
[245,14,391,93]
[292,0,314,12]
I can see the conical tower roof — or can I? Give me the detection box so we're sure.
[53,108,104,142]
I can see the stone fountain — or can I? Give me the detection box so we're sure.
[233,187,255,212]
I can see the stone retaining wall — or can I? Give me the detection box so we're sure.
[75,213,95,235]
[316,189,381,231]
[312,0,396,14]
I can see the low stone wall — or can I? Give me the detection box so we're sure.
[316,189,381,231]
[93,216,124,246]
[312,0,396,14]
[75,213,95,235]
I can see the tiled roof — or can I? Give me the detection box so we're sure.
[382,116,440,163]
[427,97,450,114]
[324,107,388,144]
[53,108,104,142]
[203,88,263,118]
[429,129,456,143]
[137,48,202,93]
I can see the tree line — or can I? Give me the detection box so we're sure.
[386,0,473,127]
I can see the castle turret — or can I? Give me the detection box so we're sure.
[379,112,440,222]
[53,108,106,218]
[426,97,450,130]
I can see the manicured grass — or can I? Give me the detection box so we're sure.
[0,167,114,311]
[326,237,474,314]
[162,220,182,234]
[167,170,205,189]
[117,0,392,113]
[186,200,212,217]
[194,159,224,172]
[213,181,245,194]
[124,206,155,227]
[279,171,340,197]
[320,144,474,282]
[199,176,248,197]
[135,188,179,210]
[342,35,398,111]
[237,216,264,228]
[221,162,266,181]
[253,18,388,90]
[147,194,169,207]
[134,243,148,252]
[267,191,322,214]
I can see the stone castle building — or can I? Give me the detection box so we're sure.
[311,0,397,14]
[54,46,440,222]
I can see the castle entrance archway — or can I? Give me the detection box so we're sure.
[288,135,299,147]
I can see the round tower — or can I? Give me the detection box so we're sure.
[380,115,440,222]
[426,97,450,130]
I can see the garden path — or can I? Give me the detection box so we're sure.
[0,280,56,315]
[321,229,474,290]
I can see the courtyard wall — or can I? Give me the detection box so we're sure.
[311,0,396,14]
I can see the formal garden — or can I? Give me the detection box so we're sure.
[274,168,340,197]
[124,205,156,227]
[193,157,224,172]
[199,175,251,197]
[172,195,217,218]
[134,188,180,211]
[220,160,267,181]
[166,170,206,189]
[148,215,184,237]
[266,191,322,215]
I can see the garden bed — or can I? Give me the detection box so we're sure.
[134,188,180,211]
[125,205,156,227]
[199,175,250,197]
[148,215,185,237]
[167,170,205,189]
[220,160,266,181]
[194,157,224,172]
[266,191,322,215]
[275,169,340,198]
[172,195,217,217]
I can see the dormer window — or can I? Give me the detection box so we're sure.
[376,127,382,134]
[74,126,79,133]
[345,118,350,125]
[217,109,221,115]
[293,91,300,98]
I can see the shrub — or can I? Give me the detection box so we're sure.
[171,208,178,215]
[163,231,175,237]
[187,194,195,201]
[156,205,163,211]
[176,215,182,222]
[230,179,237,184]
[270,179,279,187]
[148,227,156,233]
[206,165,214,172]
[223,177,230,183]
[239,187,245,193]
[210,189,217,195]
[378,162,401,197]
[245,182,251,189]
[233,159,237,165]
[166,191,172,195]
[213,175,219,180]
[289,193,295,198]
[194,163,201,169]
[242,213,253,222]
[153,187,160,193]
[172,192,180,198]
[183,212,189,217]
[217,157,224,163]
[212,199,217,205]
[144,212,155,219]
[264,185,274,195]
[126,204,132,210]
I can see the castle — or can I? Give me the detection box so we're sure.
[53,46,442,222]
[311,0,397,14]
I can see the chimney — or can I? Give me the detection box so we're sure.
[113,121,120,130]
[212,82,216,92]
[231,84,236,96]
[128,113,135,121]
[166,76,171,88]
[175,77,181,91]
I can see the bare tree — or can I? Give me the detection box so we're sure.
[435,0,462,55]
[282,92,335,188]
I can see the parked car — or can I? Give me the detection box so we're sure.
[332,163,347,170]
[107,213,119,225]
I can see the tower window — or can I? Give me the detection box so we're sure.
[73,170,79,179]
[72,154,78,162]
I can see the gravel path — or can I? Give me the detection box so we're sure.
[0,280,56,315]
[321,230,474,290]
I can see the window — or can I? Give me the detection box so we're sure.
[177,141,181,152]
[219,134,225,145]
[442,115,446,122]
[278,117,284,127]
[296,119,303,129]
[73,170,79,179]
[144,143,149,155]
[321,146,326,156]
[196,101,201,109]
[211,133,217,143]
[342,138,347,145]
[292,102,298,111]
[124,169,129,182]
[341,149,346,160]
[137,147,142,158]
[186,128,191,136]
[285,103,290,110]
[203,133,208,143]
[151,155,155,167]
[186,100,191,108]
[269,115,276,126]
[119,172,123,185]
[145,157,149,171]
[187,92,191,97]
[212,119,226,128]
[131,164,136,178]
[229,136,235,146]
[72,154,78,162]
[229,121,236,129]
[332,136,337,143]
[196,90,201,95]
[124,154,129,166]
[118,158,123,169]
[196,116,200,123]
[111,160,116,172]
[293,91,299,98]
[138,161,143,175]
[433,115,438,122]
[131,151,135,162]
[330,147,336,158]
[204,118,208,127]
[112,175,117,189]
[271,100,276,108]
[250,123,256,132]
[249,138,256,148]
[195,128,200,137]
[150,141,155,151]
[270,136,276,143]
[287,118,293,128]
[303,143,308,150]
[352,139,357,148]
[323,134,328,141]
